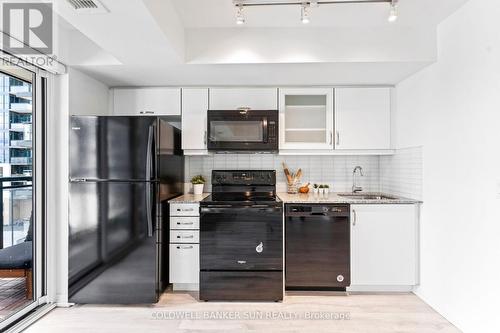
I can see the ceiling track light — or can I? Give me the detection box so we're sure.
[232,1,400,24]
[233,1,395,6]
[388,0,398,22]
[236,4,246,25]
[301,3,310,24]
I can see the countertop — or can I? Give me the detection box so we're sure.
[169,193,210,203]
[169,192,421,204]
[277,192,421,204]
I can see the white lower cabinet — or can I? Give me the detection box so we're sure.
[169,244,199,284]
[169,202,200,289]
[350,204,418,288]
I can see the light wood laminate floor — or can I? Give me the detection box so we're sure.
[25,292,460,333]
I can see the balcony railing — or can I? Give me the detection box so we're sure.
[10,123,31,132]
[0,177,32,249]
[10,157,32,165]
[9,103,32,114]
[9,86,32,100]
[9,140,32,149]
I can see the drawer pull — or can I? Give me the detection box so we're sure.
[177,222,194,225]
[177,245,194,250]
[177,235,194,239]
[237,260,247,264]
[177,208,194,211]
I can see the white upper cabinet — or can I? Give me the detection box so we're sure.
[350,204,418,287]
[209,88,278,110]
[112,88,181,116]
[335,87,391,150]
[279,88,334,150]
[181,88,209,152]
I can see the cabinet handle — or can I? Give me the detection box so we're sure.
[352,209,357,226]
[177,222,194,225]
[204,130,207,145]
[177,208,194,211]
[177,235,194,239]
[336,131,340,146]
[176,245,194,249]
[140,111,155,114]
[329,131,333,145]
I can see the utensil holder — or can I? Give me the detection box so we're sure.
[287,183,298,194]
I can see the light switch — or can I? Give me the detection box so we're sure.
[497,181,500,199]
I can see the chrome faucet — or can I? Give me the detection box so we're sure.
[352,166,364,193]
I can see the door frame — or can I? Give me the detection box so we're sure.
[0,64,50,331]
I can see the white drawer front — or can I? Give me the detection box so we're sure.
[169,244,199,284]
[170,230,200,244]
[170,203,199,216]
[170,217,200,230]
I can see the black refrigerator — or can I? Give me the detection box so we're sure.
[68,116,184,304]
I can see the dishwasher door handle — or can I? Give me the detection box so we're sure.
[310,212,328,216]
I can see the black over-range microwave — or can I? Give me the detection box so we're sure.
[207,109,278,152]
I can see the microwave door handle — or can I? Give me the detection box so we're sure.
[263,118,269,143]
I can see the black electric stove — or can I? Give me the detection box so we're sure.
[199,170,283,302]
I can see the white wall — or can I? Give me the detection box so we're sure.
[68,68,110,116]
[394,0,500,332]
[186,27,436,64]
[48,73,70,305]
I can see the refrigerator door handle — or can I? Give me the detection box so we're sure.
[146,125,153,181]
[146,182,153,237]
[146,125,154,237]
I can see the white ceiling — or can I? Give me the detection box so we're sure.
[51,0,469,86]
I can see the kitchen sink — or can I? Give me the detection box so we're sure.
[337,193,398,200]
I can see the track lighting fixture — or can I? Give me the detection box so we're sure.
[301,3,310,24]
[388,0,398,22]
[236,4,245,25]
[232,1,400,25]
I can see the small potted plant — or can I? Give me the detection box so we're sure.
[323,184,330,195]
[318,184,325,195]
[313,184,319,195]
[191,175,206,195]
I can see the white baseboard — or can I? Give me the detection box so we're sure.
[55,302,75,308]
[347,285,415,293]
[173,283,199,291]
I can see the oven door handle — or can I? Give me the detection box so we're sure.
[201,207,282,213]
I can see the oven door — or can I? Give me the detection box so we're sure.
[200,205,283,271]
[207,110,278,151]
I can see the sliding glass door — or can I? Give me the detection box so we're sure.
[0,59,47,329]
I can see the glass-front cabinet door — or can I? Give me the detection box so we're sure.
[279,88,334,150]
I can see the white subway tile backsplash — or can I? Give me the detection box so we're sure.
[380,146,423,200]
[184,154,381,193]
[184,149,423,197]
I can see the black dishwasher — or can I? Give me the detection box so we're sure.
[285,204,350,291]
